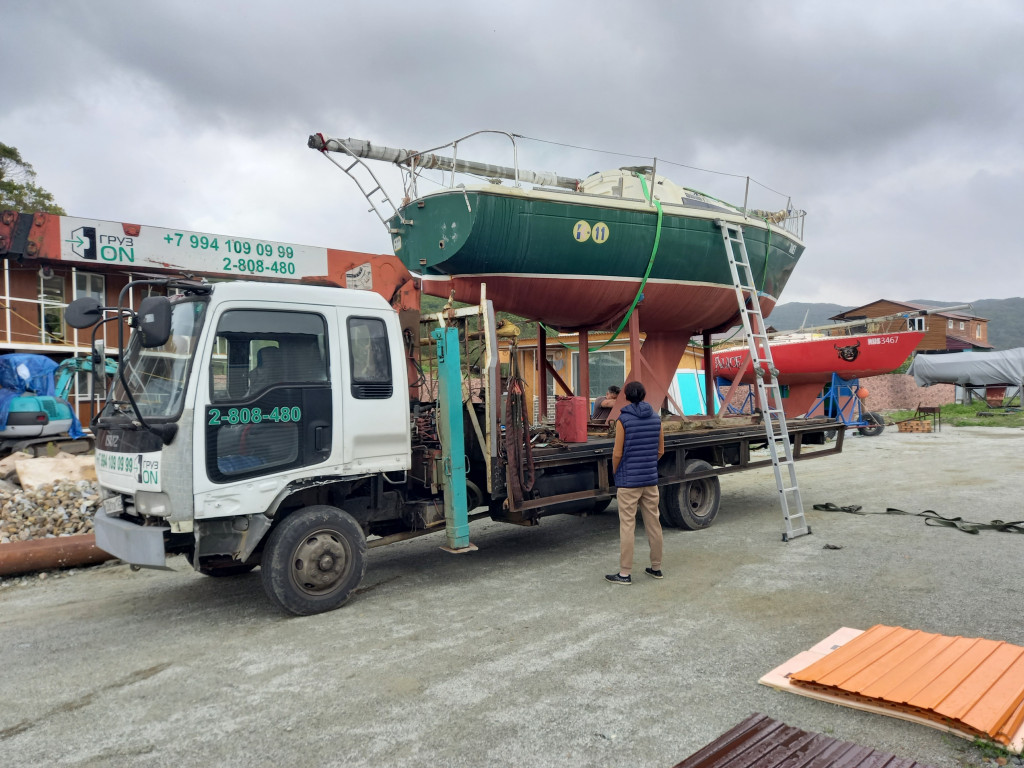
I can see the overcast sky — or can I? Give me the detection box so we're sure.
[3,0,1022,309]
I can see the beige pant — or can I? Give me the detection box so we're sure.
[616,485,663,575]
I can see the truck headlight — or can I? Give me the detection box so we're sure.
[135,491,172,518]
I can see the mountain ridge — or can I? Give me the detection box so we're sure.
[766,297,1024,350]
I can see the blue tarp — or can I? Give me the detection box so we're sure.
[0,354,85,439]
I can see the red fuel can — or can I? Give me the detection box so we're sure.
[554,396,589,443]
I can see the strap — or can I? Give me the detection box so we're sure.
[813,502,1024,535]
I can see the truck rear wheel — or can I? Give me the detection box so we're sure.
[261,505,366,616]
[661,459,721,530]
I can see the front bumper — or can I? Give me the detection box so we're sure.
[93,513,171,569]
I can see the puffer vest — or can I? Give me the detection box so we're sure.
[614,402,661,488]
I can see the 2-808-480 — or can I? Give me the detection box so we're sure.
[208,407,302,426]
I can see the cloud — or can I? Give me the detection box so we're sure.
[2,0,1022,307]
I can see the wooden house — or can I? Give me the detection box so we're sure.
[829,300,992,352]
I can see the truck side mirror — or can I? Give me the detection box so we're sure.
[137,296,172,348]
[65,297,103,329]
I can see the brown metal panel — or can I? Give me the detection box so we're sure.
[671,713,936,768]
[790,625,1024,745]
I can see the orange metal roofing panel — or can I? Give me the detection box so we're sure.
[671,713,937,768]
[789,625,1024,745]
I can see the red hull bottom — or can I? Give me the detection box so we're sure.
[421,274,777,334]
[424,274,780,413]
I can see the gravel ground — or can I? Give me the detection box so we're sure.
[1,425,1023,767]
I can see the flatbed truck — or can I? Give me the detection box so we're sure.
[64,276,839,615]
[5,211,844,615]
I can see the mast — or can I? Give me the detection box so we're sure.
[308,134,582,191]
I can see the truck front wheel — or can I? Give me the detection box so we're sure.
[261,505,367,616]
[660,459,721,530]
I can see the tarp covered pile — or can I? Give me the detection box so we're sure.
[908,347,1024,387]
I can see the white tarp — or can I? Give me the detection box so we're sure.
[908,347,1024,386]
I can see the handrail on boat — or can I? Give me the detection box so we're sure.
[310,130,808,240]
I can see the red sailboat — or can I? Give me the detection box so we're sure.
[712,330,924,418]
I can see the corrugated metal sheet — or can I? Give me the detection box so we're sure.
[672,712,936,768]
[789,625,1024,746]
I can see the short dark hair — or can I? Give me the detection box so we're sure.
[624,381,645,403]
[607,385,620,395]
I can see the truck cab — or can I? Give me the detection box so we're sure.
[86,281,410,614]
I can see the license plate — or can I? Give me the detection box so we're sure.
[103,495,123,516]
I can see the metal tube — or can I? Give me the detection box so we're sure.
[0,535,114,577]
[310,135,582,190]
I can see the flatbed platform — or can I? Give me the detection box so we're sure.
[502,416,844,521]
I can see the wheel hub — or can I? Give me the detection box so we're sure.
[291,531,350,596]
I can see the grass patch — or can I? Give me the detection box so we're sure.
[970,735,1015,760]
[889,400,1024,428]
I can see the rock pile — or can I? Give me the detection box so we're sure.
[0,479,101,544]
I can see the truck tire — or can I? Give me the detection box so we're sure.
[661,459,721,530]
[658,491,684,529]
[858,411,885,437]
[260,505,366,616]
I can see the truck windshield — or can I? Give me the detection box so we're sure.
[109,297,208,420]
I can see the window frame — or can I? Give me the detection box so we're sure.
[39,271,66,344]
[346,315,393,399]
[570,349,627,400]
[74,271,105,303]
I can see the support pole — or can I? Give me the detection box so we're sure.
[703,331,714,415]
[538,330,548,424]
[628,310,642,386]
[432,326,471,551]
[578,330,590,407]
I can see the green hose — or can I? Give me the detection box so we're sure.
[542,171,664,354]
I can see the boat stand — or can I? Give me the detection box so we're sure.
[805,373,870,428]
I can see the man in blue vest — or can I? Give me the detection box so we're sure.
[606,380,664,584]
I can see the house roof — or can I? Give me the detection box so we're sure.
[946,334,994,351]
[830,299,986,322]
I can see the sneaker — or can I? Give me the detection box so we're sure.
[645,567,663,579]
[605,573,632,585]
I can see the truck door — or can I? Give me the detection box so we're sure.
[338,312,409,466]
[199,308,333,495]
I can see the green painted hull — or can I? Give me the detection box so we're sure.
[389,187,804,332]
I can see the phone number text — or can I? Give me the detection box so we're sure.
[208,406,303,426]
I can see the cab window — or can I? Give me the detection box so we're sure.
[205,310,331,482]
[347,316,392,399]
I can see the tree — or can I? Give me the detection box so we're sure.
[0,142,66,214]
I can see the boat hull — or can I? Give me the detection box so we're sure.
[391,187,803,333]
[712,331,925,416]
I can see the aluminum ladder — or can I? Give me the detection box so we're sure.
[716,219,810,541]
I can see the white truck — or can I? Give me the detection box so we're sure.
[60,272,844,616]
